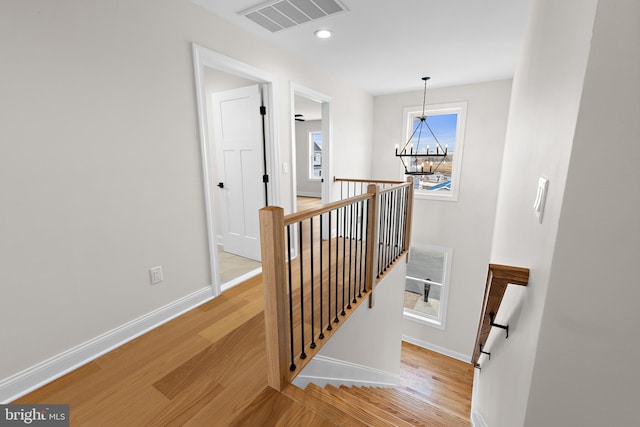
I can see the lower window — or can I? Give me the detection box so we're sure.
[403,244,452,329]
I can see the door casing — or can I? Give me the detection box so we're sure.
[192,43,279,297]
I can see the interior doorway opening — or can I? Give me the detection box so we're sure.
[290,84,331,215]
[192,44,278,296]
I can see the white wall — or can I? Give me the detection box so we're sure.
[523,0,640,425]
[295,120,322,197]
[473,0,600,426]
[371,80,512,358]
[298,260,406,382]
[0,0,372,393]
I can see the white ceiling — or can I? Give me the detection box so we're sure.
[193,0,533,96]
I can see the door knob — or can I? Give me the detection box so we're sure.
[217,182,224,188]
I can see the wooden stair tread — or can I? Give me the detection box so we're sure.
[365,386,470,426]
[283,384,368,426]
[228,386,334,426]
[336,385,418,427]
[304,383,394,427]
[396,385,470,421]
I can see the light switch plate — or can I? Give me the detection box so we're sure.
[150,266,163,284]
[533,177,549,223]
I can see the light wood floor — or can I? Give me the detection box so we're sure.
[15,266,472,426]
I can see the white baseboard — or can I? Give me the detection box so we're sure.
[471,409,489,427]
[296,191,321,198]
[292,355,400,390]
[0,285,215,403]
[220,267,262,292]
[401,335,472,363]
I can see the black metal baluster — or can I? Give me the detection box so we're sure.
[327,210,333,331]
[351,200,357,304]
[334,208,340,323]
[341,205,346,316]
[398,187,405,253]
[384,192,393,271]
[363,198,370,292]
[403,186,409,251]
[319,214,325,339]
[286,226,296,371]
[353,200,360,300]
[377,193,385,278]
[357,200,364,298]
[347,202,353,309]
[310,217,316,349]
[400,186,407,254]
[299,222,306,360]
[392,189,398,261]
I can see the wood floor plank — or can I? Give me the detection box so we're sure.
[13,272,473,426]
[400,341,474,420]
[326,385,415,427]
[283,383,367,426]
[227,387,294,427]
[304,383,394,427]
[198,294,264,344]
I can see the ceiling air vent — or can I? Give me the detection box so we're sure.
[240,0,348,33]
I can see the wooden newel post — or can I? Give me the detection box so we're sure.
[259,206,290,391]
[365,184,380,308]
[404,177,414,260]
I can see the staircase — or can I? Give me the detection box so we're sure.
[229,382,470,426]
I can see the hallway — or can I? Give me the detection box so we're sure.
[15,275,472,425]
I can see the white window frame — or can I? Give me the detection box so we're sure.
[402,101,467,202]
[308,131,322,181]
[403,243,453,330]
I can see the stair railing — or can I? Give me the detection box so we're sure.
[472,264,529,368]
[260,178,413,391]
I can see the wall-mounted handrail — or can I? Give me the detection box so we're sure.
[472,264,529,368]
[260,178,414,391]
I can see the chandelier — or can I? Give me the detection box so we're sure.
[395,76,448,176]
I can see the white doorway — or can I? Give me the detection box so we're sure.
[290,84,332,214]
[192,44,279,296]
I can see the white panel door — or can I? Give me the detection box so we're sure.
[212,84,264,261]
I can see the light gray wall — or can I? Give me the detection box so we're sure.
[474,0,600,425]
[309,260,406,375]
[371,80,512,359]
[523,0,640,425]
[0,0,373,386]
[295,120,322,197]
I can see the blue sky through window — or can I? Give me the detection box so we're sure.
[412,113,458,152]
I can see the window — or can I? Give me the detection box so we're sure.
[309,131,322,180]
[403,102,467,201]
[403,244,452,329]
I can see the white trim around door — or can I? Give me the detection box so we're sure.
[192,43,280,297]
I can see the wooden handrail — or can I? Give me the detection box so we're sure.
[284,192,372,226]
[472,264,529,367]
[334,176,404,185]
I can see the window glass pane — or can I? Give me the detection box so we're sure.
[404,246,447,319]
[410,113,457,193]
[309,132,322,179]
[406,247,445,284]
[404,277,441,317]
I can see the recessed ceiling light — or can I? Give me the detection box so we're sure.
[314,29,332,39]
